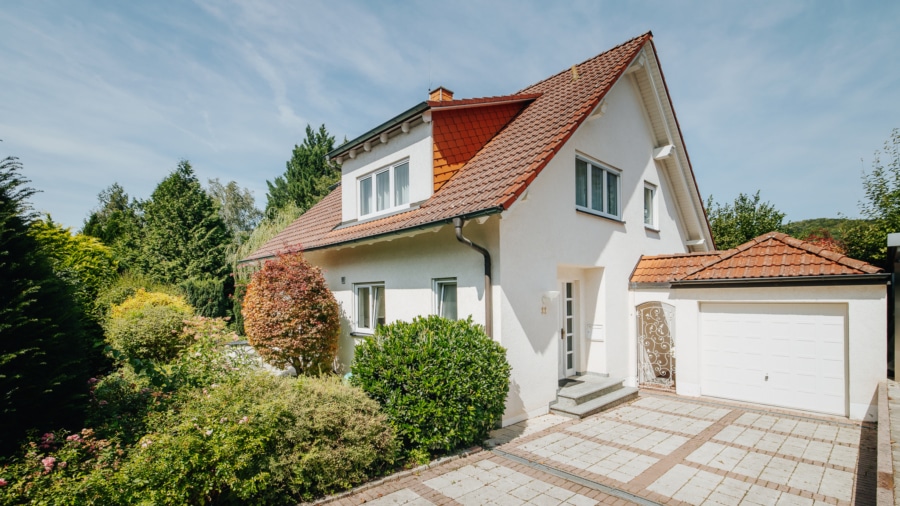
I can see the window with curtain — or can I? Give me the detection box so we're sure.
[358,159,411,218]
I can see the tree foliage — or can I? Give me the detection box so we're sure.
[105,289,194,363]
[206,178,263,247]
[242,252,340,375]
[81,183,142,271]
[844,128,900,266]
[0,157,91,452]
[139,160,230,286]
[705,191,785,250]
[265,124,340,216]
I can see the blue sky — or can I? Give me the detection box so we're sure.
[2,0,898,230]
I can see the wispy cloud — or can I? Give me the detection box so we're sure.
[0,0,898,228]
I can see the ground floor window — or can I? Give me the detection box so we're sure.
[433,278,457,320]
[355,283,385,333]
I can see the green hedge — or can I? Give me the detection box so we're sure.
[351,316,511,458]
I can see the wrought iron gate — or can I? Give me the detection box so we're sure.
[636,302,676,390]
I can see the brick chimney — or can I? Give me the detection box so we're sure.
[428,86,454,102]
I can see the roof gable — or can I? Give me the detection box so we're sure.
[245,32,696,262]
[630,232,883,284]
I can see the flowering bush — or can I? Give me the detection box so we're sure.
[104,289,194,362]
[242,252,340,375]
[0,429,122,505]
[107,373,396,504]
[352,316,511,459]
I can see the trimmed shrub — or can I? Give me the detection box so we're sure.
[94,272,180,323]
[179,275,230,318]
[351,316,511,457]
[108,374,396,504]
[242,252,340,375]
[105,289,193,362]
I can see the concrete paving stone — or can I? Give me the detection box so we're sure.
[509,484,540,501]
[740,484,782,505]
[673,483,715,505]
[792,421,819,438]
[363,488,435,506]
[835,426,860,445]
[817,467,853,502]
[561,493,596,506]
[772,418,799,434]
[751,415,779,431]
[733,428,765,448]
[735,412,761,426]
[713,446,749,472]
[774,492,814,505]
[786,462,825,493]
[714,424,744,443]
[827,444,857,467]
[757,432,788,453]
[733,451,773,479]
[812,425,838,441]
[686,441,726,466]
[758,456,798,484]
[646,463,699,497]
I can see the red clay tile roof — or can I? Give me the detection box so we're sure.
[244,33,652,262]
[630,232,883,284]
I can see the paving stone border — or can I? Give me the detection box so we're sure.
[878,380,895,505]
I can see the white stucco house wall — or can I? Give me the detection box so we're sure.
[243,32,889,424]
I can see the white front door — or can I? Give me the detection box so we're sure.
[559,282,576,379]
[700,303,847,416]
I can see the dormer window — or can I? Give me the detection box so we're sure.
[358,160,410,218]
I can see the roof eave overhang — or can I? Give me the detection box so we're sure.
[327,101,430,159]
[669,273,890,289]
[238,206,504,265]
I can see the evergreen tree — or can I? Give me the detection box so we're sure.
[139,160,230,285]
[265,124,340,216]
[82,183,143,271]
[206,178,263,247]
[0,157,90,452]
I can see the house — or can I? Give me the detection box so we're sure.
[243,32,888,424]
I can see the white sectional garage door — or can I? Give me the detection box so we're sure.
[700,303,846,416]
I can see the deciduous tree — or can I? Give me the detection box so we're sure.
[705,191,785,250]
[242,252,340,375]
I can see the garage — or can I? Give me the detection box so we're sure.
[699,302,846,416]
[629,232,888,421]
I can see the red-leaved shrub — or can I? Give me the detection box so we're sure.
[242,252,340,375]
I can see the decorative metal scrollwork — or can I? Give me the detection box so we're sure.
[636,302,676,390]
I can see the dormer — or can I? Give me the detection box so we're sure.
[328,89,538,224]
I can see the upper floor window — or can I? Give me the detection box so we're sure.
[359,160,410,218]
[575,157,620,219]
[644,182,657,228]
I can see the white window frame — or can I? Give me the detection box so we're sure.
[575,156,621,220]
[354,282,385,334]
[644,182,658,230]
[433,278,458,320]
[358,159,410,219]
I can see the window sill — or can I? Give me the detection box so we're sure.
[350,331,374,338]
[576,207,624,223]
[644,224,660,232]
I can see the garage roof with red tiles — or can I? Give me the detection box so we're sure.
[630,232,883,284]
[244,33,652,262]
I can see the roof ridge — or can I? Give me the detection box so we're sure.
[515,31,652,95]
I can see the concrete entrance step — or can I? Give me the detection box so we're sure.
[550,376,638,418]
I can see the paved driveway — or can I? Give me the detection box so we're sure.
[322,393,873,505]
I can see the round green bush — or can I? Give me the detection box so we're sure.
[104,289,193,362]
[107,373,397,504]
[351,315,511,457]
